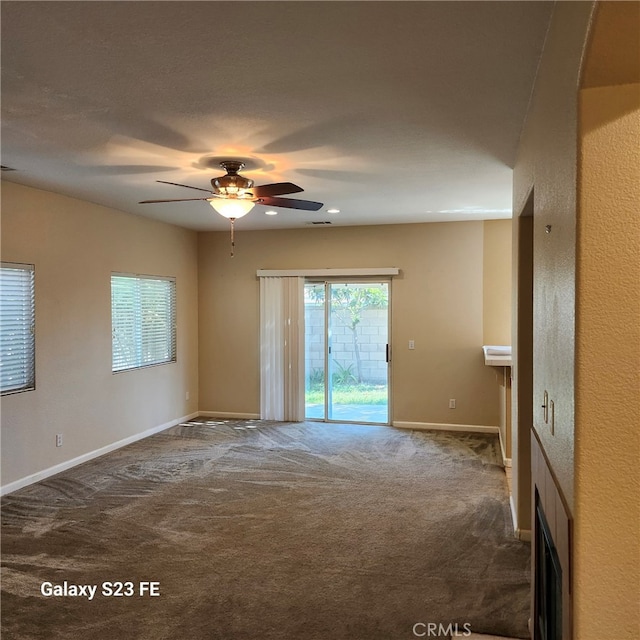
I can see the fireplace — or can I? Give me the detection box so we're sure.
[534,494,563,640]
[531,432,572,640]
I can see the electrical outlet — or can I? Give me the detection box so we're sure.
[55,434,63,447]
[408,340,415,350]
[186,391,190,401]
[449,399,456,409]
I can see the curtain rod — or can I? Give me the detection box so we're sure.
[256,268,400,277]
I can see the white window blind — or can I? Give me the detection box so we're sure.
[111,274,176,373]
[0,263,35,395]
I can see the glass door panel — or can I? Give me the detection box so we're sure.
[305,280,390,424]
[304,283,326,420]
[328,282,389,424]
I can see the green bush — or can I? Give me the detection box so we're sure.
[305,383,387,406]
[331,361,357,385]
[307,368,324,385]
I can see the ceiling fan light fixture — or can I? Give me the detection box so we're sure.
[216,185,252,197]
[212,162,254,198]
[209,198,255,219]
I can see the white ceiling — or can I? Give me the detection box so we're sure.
[1,1,553,231]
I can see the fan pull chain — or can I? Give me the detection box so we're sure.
[229,218,236,257]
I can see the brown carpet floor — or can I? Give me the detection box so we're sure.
[1,420,531,639]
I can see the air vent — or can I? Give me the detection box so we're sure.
[1,165,17,172]
[308,221,333,225]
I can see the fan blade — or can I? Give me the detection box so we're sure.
[139,198,211,204]
[257,196,323,211]
[250,182,304,198]
[157,180,212,193]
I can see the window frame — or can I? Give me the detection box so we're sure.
[0,262,36,396]
[111,272,177,374]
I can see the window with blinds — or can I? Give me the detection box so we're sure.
[0,263,36,395]
[111,273,176,373]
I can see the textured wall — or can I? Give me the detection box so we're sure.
[198,222,502,427]
[513,2,640,636]
[575,79,640,640]
[512,1,595,512]
[1,183,199,487]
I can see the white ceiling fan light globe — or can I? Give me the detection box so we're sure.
[209,199,255,219]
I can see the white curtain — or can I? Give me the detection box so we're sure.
[260,276,304,421]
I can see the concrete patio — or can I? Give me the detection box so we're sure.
[305,403,389,424]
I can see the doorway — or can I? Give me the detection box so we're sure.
[513,188,534,536]
[304,280,390,424]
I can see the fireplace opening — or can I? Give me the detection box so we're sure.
[535,494,563,640]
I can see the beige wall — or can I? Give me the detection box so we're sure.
[575,79,640,640]
[483,219,512,345]
[573,2,640,634]
[198,222,504,427]
[1,182,199,488]
[1,186,512,490]
[483,219,513,462]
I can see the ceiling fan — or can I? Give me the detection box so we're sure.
[138,160,324,256]
[139,161,323,256]
[140,160,323,214]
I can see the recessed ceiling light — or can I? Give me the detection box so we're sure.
[265,210,278,216]
[327,208,340,214]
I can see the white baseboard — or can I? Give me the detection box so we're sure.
[0,411,199,497]
[392,421,499,435]
[509,494,519,536]
[497,428,512,468]
[199,411,261,420]
[509,494,532,541]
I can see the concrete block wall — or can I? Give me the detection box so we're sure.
[304,305,388,384]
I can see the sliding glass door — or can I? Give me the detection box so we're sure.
[304,281,390,424]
